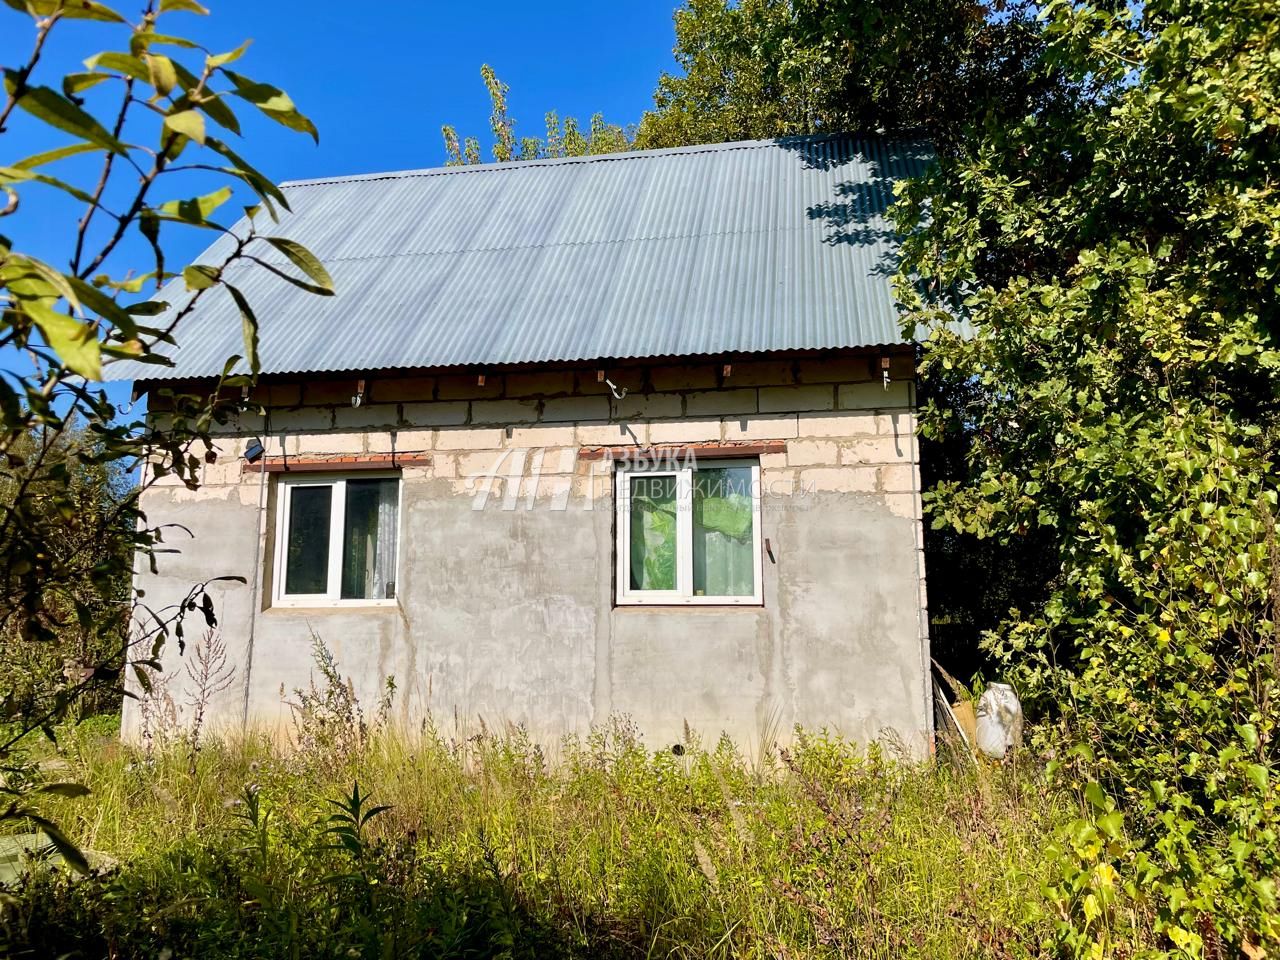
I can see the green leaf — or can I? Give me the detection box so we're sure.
[1084,781,1109,811]
[182,264,219,290]
[168,61,241,135]
[0,165,98,205]
[20,814,90,875]
[207,40,251,69]
[225,283,260,376]
[1096,811,1124,839]
[130,32,201,54]
[158,185,231,225]
[159,0,209,12]
[263,237,334,293]
[3,0,125,22]
[163,109,205,145]
[84,51,149,82]
[145,53,179,97]
[62,72,112,96]
[223,70,317,142]
[206,137,286,209]
[67,275,139,339]
[25,302,102,380]
[2,73,127,154]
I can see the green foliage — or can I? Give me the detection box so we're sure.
[441,65,633,166]
[0,0,326,864]
[896,0,1280,953]
[634,0,1054,151]
[0,723,1077,958]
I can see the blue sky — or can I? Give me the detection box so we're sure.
[2,0,679,407]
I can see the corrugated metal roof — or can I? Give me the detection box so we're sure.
[107,135,932,382]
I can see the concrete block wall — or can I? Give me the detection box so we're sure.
[132,349,931,755]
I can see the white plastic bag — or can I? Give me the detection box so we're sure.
[975,682,1023,759]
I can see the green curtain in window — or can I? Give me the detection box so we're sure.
[693,466,754,597]
[629,475,677,590]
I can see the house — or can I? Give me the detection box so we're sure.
[110,135,935,755]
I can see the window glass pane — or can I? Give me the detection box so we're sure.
[284,485,332,594]
[341,479,399,599]
[629,474,677,591]
[693,465,755,597]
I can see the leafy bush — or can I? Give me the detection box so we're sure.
[896,0,1280,953]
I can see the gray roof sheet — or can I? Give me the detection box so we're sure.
[108,135,931,382]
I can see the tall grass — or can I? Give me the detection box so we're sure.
[2,714,1074,959]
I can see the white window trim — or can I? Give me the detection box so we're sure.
[272,471,402,608]
[614,458,764,606]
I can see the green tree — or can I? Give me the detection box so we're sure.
[0,420,133,720]
[635,0,1054,153]
[896,0,1280,951]
[0,0,328,862]
[441,64,633,166]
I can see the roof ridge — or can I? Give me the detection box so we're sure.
[279,133,876,189]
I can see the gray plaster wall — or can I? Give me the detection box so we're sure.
[124,353,931,755]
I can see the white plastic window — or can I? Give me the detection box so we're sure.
[615,459,763,606]
[273,474,401,605]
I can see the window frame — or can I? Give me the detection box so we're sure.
[614,458,763,607]
[272,471,402,608]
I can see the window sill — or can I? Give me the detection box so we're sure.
[268,600,400,612]
[613,602,765,611]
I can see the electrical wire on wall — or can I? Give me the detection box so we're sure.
[240,413,272,728]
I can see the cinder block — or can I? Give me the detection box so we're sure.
[614,392,683,420]
[878,463,916,492]
[528,447,580,475]
[786,439,838,466]
[575,368,646,396]
[470,399,540,425]
[722,413,798,441]
[759,452,788,469]
[334,404,399,429]
[505,423,576,448]
[435,427,506,450]
[400,401,469,427]
[304,380,358,406]
[576,421,645,446]
[685,388,758,417]
[758,385,835,413]
[436,374,504,400]
[798,467,877,494]
[877,411,914,436]
[837,380,911,410]
[648,418,722,444]
[370,377,435,403]
[649,364,718,392]
[797,411,878,438]
[430,454,457,479]
[251,383,301,406]
[840,436,907,465]
[457,449,518,478]
[365,429,433,453]
[795,355,875,384]
[289,431,365,455]
[505,371,575,398]
[722,360,794,387]
[272,407,334,432]
[543,395,610,423]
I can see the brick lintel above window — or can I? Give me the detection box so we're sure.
[244,453,432,474]
[578,440,785,462]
